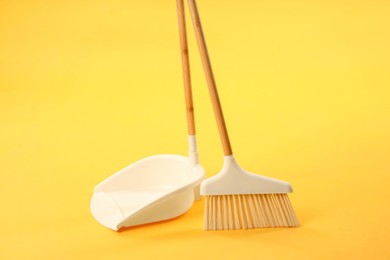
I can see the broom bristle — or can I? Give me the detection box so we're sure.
[204,193,299,230]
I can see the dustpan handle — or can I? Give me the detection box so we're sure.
[177,0,196,135]
[187,0,233,156]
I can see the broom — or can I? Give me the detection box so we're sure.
[186,0,299,230]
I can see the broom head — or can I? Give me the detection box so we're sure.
[201,156,299,230]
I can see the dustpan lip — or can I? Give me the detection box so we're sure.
[93,154,196,192]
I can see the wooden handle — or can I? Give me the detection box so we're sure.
[187,0,233,156]
[177,0,196,135]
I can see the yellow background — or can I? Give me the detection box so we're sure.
[1,0,389,259]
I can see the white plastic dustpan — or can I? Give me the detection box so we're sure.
[90,0,204,231]
[91,153,204,231]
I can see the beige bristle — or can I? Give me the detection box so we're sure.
[204,194,299,230]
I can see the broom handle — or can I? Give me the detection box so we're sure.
[187,0,233,156]
[177,0,196,135]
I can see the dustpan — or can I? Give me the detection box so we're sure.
[91,154,204,230]
[90,0,204,231]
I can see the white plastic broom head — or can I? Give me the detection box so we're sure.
[200,156,293,196]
